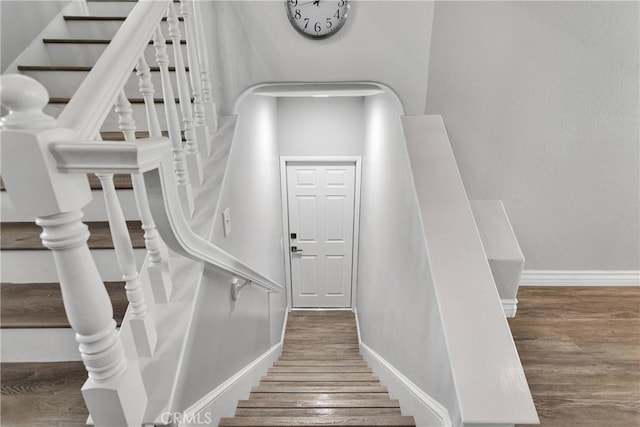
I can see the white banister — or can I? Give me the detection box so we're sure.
[0,75,148,427]
[167,3,204,186]
[50,138,284,294]
[180,0,211,156]
[193,0,219,134]
[58,0,170,140]
[153,27,195,217]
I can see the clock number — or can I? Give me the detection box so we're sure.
[303,17,309,29]
[326,18,333,28]
[338,0,345,6]
[314,22,322,32]
[288,0,298,6]
[294,9,301,19]
[334,9,340,19]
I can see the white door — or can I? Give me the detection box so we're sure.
[286,162,356,308]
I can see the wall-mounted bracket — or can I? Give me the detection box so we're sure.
[231,277,252,301]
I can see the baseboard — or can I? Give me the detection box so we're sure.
[520,270,640,286]
[501,298,518,318]
[354,309,452,427]
[179,308,288,427]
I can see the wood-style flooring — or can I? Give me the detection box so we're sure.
[1,288,637,426]
[219,310,416,426]
[509,286,640,426]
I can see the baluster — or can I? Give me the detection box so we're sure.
[93,95,157,357]
[180,0,211,156]
[117,90,173,303]
[167,3,204,186]
[153,26,195,217]
[135,56,163,139]
[193,0,219,134]
[0,74,147,426]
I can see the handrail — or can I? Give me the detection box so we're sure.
[58,0,170,139]
[50,138,284,294]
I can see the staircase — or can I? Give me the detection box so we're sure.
[1,0,181,424]
[219,311,416,427]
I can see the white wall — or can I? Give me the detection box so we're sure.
[174,94,287,410]
[357,93,460,424]
[277,97,364,156]
[425,1,640,270]
[200,0,435,115]
[0,0,71,71]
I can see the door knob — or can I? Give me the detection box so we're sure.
[291,246,303,253]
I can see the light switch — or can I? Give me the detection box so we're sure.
[222,208,231,237]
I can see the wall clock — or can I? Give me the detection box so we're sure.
[285,0,350,39]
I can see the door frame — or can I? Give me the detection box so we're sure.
[280,156,362,310]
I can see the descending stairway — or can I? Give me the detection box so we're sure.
[219,311,416,427]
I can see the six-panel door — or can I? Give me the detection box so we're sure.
[286,162,356,308]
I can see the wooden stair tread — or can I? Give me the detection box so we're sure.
[49,97,179,104]
[0,362,88,426]
[19,65,187,72]
[1,282,127,328]
[86,173,133,190]
[238,398,399,408]
[268,366,372,373]
[252,385,387,393]
[234,407,403,417]
[42,38,186,45]
[63,15,183,21]
[0,221,144,250]
[1,174,132,191]
[224,310,415,426]
[219,415,416,426]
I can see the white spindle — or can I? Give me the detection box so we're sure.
[135,56,163,139]
[193,0,219,134]
[0,74,147,427]
[117,91,173,303]
[153,26,195,217]
[180,0,211,156]
[85,97,156,360]
[167,3,204,186]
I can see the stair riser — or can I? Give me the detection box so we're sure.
[2,189,139,222]
[45,102,172,132]
[20,69,183,100]
[64,20,177,40]
[85,1,136,16]
[44,43,180,67]
[0,328,81,362]
[1,248,146,283]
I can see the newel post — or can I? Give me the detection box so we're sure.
[0,75,147,427]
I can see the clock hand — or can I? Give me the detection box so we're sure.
[312,0,320,5]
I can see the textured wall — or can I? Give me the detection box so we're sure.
[277,97,364,156]
[175,94,287,410]
[357,93,460,423]
[200,0,434,115]
[425,1,640,270]
[0,0,71,71]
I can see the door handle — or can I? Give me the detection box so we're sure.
[291,246,303,253]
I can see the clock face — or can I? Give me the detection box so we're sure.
[285,0,350,39]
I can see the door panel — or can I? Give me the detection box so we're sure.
[287,162,355,308]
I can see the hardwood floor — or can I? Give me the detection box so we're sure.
[1,362,88,427]
[1,288,637,426]
[509,286,640,426]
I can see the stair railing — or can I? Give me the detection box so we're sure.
[0,1,282,425]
